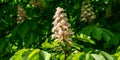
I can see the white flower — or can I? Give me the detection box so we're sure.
[55,17,60,21]
[56,7,64,12]
[61,20,66,25]
[52,27,57,32]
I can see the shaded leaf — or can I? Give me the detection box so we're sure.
[92,27,103,41]
[80,26,94,35]
[17,21,30,38]
[102,32,111,41]
[24,32,34,46]
[29,21,37,31]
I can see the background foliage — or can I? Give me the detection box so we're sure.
[0,0,120,60]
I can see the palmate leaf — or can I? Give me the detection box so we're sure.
[10,49,51,60]
[80,25,113,42]
[80,25,103,41]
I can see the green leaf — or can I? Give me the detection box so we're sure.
[67,52,84,60]
[24,32,34,46]
[73,52,84,60]
[116,46,120,52]
[102,28,113,37]
[92,27,103,41]
[102,32,111,41]
[39,51,45,60]
[11,25,19,36]
[52,39,60,47]
[100,51,114,60]
[41,38,51,49]
[86,53,90,60]
[0,40,6,52]
[10,49,29,60]
[17,21,30,38]
[28,49,40,60]
[67,53,75,60]
[77,33,95,44]
[91,54,105,60]
[22,50,33,60]
[112,33,120,46]
[114,52,120,56]
[72,43,81,50]
[80,26,93,35]
[103,0,109,4]
[42,51,51,60]
[29,21,37,31]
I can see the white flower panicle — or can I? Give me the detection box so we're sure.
[80,1,96,23]
[17,5,27,23]
[52,7,73,45]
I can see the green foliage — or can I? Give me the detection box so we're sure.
[100,51,114,60]
[80,25,113,41]
[91,54,105,60]
[10,49,29,60]
[0,0,120,60]
[10,49,51,60]
[75,33,95,44]
[17,21,30,38]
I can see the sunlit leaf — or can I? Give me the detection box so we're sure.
[72,52,84,60]
[41,38,51,49]
[10,49,29,60]
[91,54,105,60]
[100,51,114,60]
[28,49,40,60]
[77,33,95,44]
[42,51,51,60]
